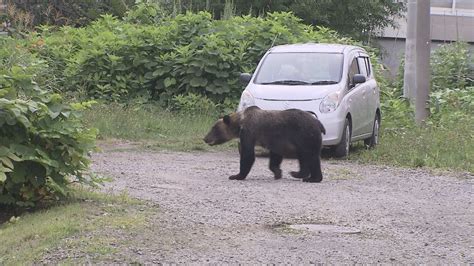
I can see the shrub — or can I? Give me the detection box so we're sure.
[390,42,473,126]
[0,38,97,207]
[124,0,167,25]
[431,42,472,92]
[30,12,360,104]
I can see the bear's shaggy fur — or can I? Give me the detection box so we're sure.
[204,106,325,183]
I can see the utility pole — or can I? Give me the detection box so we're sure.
[415,0,431,125]
[403,0,416,102]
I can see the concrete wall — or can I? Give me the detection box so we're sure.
[377,3,474,79]
[376,38,474,79]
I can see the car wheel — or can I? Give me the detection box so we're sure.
[333,118,351,158]
[364,114,380,148]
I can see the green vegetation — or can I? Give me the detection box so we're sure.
[3,0,404,42]
[353,120,473,173]
[0,38,98,207]
[167,0,405,42]
[30,12,355,103]
[0,188,151,264]
[431,42,472,92]
[84,103,236,151]
[5,0,135,27]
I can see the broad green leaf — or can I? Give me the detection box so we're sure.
[0,172,6,182]
[189,77,208,87]
[0,157,13,169]
[0,165,12,173]
[164,77,176,88]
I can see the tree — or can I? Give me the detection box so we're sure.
[7,0,135,26]
[165,0,405,42]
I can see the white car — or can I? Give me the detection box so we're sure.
[237,43,381,157]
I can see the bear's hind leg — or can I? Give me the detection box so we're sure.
[269,151,283,179]
[303,153,323,183]
[290,153,311,179]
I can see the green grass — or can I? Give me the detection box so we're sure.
[352,119,473,173]
[83,103,236,151]
[0,188,152,264]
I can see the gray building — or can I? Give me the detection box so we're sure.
[377,0,474,78]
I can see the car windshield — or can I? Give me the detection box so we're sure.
[254,52,344,85]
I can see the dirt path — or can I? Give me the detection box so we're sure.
[91,145,473,264]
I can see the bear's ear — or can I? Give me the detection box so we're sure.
[223,115,231,125]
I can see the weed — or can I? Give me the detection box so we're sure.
[83,103,237,152]
[352,120,473,173]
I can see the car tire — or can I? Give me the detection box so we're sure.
[333,118,351,158]
[364,114,380,148]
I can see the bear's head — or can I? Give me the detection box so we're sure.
[204,113,241,146]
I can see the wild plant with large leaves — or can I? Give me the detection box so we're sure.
[31,12,358,103]
[0,39,97,207]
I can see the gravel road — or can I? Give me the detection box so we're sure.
[91,144,474,264]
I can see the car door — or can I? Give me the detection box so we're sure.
[345,56,366,138]
[356,55,374,134]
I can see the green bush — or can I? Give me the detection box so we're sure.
[30,12,358,104]
[431,42,472,92]
[124,0,167,25]
[388,42,473,127]
[0,38,97,207]
[428,43,473,123]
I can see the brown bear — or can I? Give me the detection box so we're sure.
[203,106,325,183]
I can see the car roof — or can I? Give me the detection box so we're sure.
[268,43,365,54]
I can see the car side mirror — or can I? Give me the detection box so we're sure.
[353,74,366,85]
[239,73,252,86]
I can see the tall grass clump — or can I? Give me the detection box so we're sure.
[83,101,236,151]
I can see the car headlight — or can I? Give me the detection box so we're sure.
[237,91,255,111]
[319,91,341,113]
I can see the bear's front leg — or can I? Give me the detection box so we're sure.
[229,134,256,180]
[269,151,283,179]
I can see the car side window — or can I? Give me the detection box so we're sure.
[365,57,372,77]
[348,58,360,89]
[357,57,368,78]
